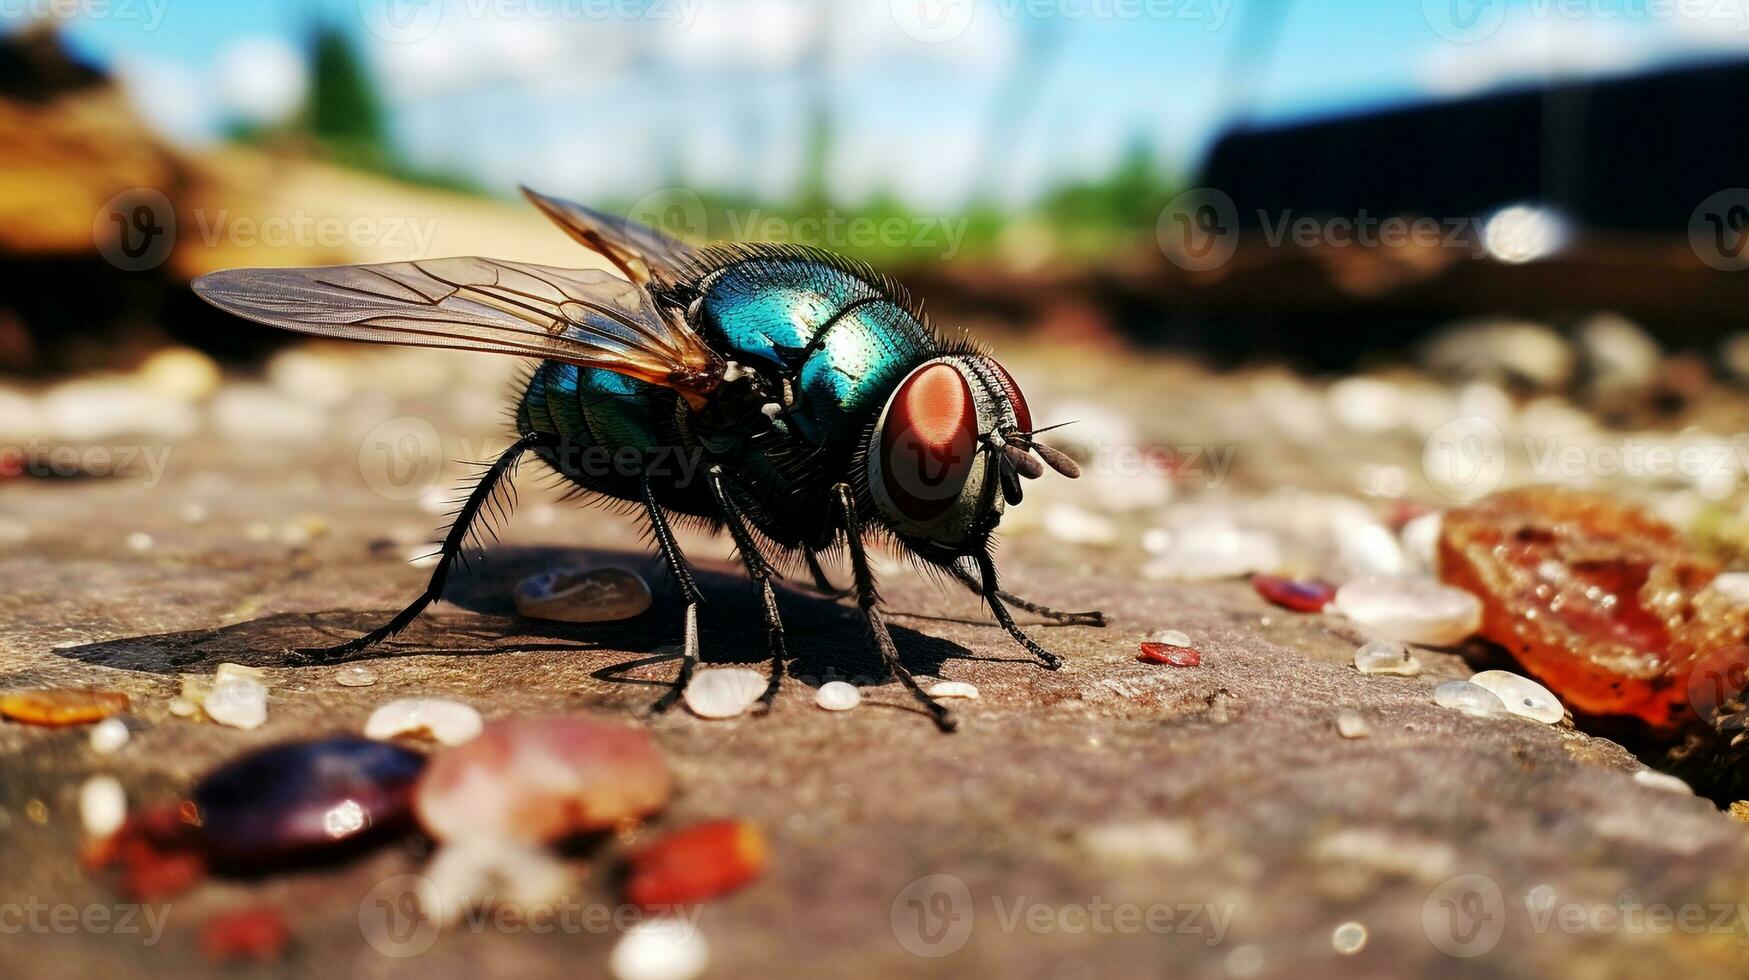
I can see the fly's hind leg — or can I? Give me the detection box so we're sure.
[293,430,557,664]
[831,483,956,732]
[706,466,786,711]
[643,473,704,715]
[947,560,1105,627]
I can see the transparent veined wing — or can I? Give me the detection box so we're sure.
[521,186,700,287]
[192,257,723,398]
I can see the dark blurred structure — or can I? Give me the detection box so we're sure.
[1202,59,1749,235]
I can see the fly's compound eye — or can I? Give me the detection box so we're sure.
[976,355,1031,432]
[879,362,979,522]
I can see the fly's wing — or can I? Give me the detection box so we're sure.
[520,186,699,287]
[192,257,723,398]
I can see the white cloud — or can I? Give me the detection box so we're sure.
[1418,15,1651,96]
[217,36,309,125]
[112,54,217,147]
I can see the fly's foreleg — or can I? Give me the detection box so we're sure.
[643,473,703,715]
[831,483,956,732]
[968,549,1064,670]
[947,560,1105,627]
[705,466,785,711]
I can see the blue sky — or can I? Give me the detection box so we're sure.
[33,0,1749,207]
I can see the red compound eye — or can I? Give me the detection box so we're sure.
[879,363,978,522]
[977,356,1031,432]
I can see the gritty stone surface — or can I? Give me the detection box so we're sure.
[4,355,1749,979]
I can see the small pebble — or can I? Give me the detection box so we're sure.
[365,698,483,746]
[1332,577,1481,645]
[1632,770,1693,795]
[89,717,131,754]
[80,775,127,838]
[167,697,198,718]
[336,666,379,688]
[928,681,980,700]
[1251,575,1336,613]
[1353,640,1421,676]
[515,566,653,623]
[1138,642,1201,667]
[1336,709,1370,739]
[423,838,575,927]
[1331,921,1368,955]
[1042,504,1117,546]
[126,532,155,552]
[814,682,861,711]
[610,917,709,980]
[204,677,267,730]
[1151,629,1192,646]
[1468,670,1564,724]
[683,669,768,720]
[1142,524,1282,581]
[1401,512,1443,572]
[1434,680,1507,718]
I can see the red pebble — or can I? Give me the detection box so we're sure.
[200,906,290,962]
[624,820,767,909]
[1251,574,1336,613]
[1138,642,1202,667]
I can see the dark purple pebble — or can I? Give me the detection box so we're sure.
[193,736,426,869]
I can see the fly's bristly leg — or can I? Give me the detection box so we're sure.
[293,430,556,665]
[831,483,957,732]
[947,560,1105,627]
[644,473,704,715]
[802,549,853,599]
[970,550,1064,670]
[706,466,786,711]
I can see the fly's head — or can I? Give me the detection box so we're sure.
[863,354,1079,563]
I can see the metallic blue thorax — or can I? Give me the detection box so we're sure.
[516,251,939,537]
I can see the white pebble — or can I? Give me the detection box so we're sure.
[1353,640,1421,676]
[1401,512,1443,573]
[1332,577,1480,646]
[204,677,268,729]
[336,666,379,688]
[1141,524,1282,581]
[365,698,483,745]
[928,681,980,700]
[814,681,861,711]
[88,718,130,754]
[166,697,198,718]
[1468,670,1564,724]
[1632,770,1693,795]
[1434,680,1506,718]
[423,838,575,927]
[610,917,709,980]
[683,668,768,720]
[1336,709,1371,739]
[1151,629,1192,647]
[1043,504,1117,546]
[126,532,154,553]
[79,775,126,838]
[1335,515,1406,578]
[1331,921,1368,955]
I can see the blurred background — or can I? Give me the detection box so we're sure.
[10,0,1749,553]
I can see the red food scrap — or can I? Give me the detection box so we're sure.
[624,820,767,909]
[1439,487,1749,732]
[200,906,290,963]
[1138,642,1202,667]
[84,803,206,901]
[1251,575,1336,613]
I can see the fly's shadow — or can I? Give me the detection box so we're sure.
[51,546,974,689]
